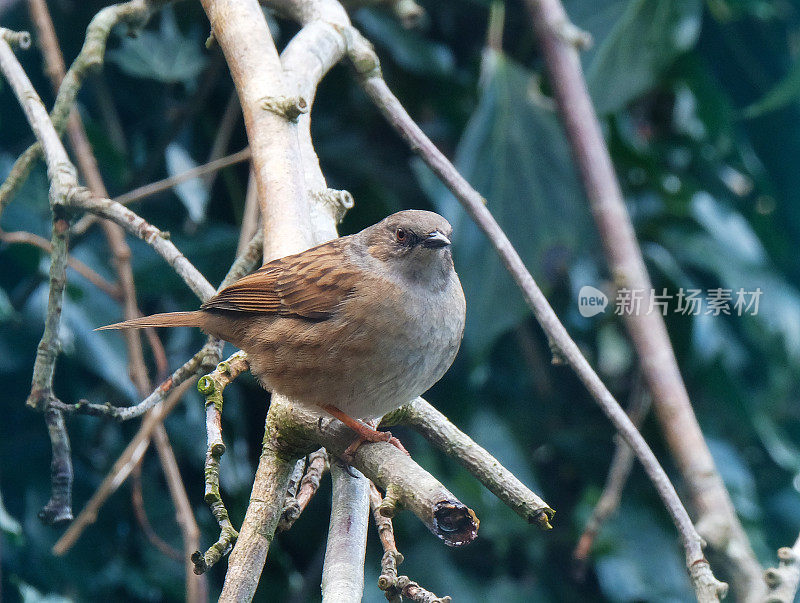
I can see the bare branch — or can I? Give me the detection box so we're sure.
[0,228,121,299]
[522,0,759,598]
[764,536,800,603]
[192,350,250,575]
[71,147,252,236]
[383,397,554,529]
[151,425,209,602]
[52,378,197,555]
[0,0,164,215]
[130,460,183,561]
[574,378,650,566]
[271,401,480,548]
[369,483,452,603]
[321,463,370,601]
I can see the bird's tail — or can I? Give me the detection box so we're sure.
[96,311,204,331]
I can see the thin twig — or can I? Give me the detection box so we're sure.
[369,483,452,603]
[192,350,251,574]
[573,377,650,568]
[71,147,252,236]
[151,424,209,603]
[50,341,218,421]
[279,448,329,531]
[204,89,242,189]
[52,378,197,555]
[0,229,121,299]
[130,460,183,561]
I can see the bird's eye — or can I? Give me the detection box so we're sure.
[395,228,407,243]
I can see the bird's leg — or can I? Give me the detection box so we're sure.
[322,405,409,460]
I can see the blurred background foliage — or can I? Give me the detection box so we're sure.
[1,0,800,601]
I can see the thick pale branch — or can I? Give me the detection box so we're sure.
[321,463,370,602]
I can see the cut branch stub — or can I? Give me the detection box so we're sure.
[432,501,479,547]
[270,401,480,547]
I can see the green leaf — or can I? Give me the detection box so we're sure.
[165,143,209,224]
[743,59,800,118]
[594,505,693,602]
[107,8,206,86]
[416,52,592,359]
[565,0,702,114]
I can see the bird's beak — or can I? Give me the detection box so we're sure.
[422,230,451,249]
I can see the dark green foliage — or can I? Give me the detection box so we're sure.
[1,0,799,600]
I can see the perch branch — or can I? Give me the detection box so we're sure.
[271,401,480,548]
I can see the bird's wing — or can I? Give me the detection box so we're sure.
[201,239,360,320]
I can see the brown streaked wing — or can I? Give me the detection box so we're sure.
[200,239,360,320]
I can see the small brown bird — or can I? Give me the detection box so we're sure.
[100,210,466,451]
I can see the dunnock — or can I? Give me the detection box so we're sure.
[100,210,466,450]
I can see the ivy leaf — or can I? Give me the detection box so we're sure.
[566,0,702,114]
[108,8,206,86]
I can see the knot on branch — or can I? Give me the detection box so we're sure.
[391,0,426,29]
[259,95,309,121]
[311,188,354,223]
[0,29,31,50]
[553,18,592,50]
[341,27,382,78]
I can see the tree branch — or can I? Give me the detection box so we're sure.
[0,0,164,216]
[522,0,761,598]
[383,397,554,528]
[321,463,370,601]
[764,535,800,603]
[52,378,197,555]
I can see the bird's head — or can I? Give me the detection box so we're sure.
[360,210,455,286]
